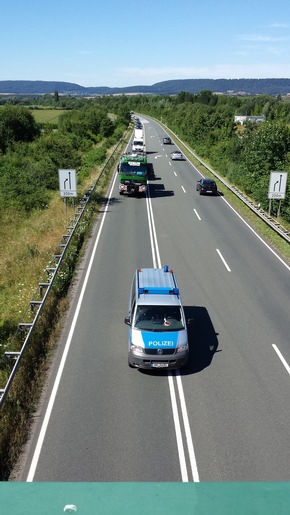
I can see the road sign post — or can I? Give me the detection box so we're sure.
[58,169,77,198]
[58,169,77,218]
[268,171,288,217]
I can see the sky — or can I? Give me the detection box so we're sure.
[1,0,290,88]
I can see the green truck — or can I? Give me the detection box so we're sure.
[118,153,148,196]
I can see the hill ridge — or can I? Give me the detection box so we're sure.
[1,78,290,96]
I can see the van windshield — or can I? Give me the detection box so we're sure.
[134,305,185,331]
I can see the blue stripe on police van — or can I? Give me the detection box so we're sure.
[141,331,178,349]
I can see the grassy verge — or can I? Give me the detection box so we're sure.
[0,134,129,480]
[165,126,290,265]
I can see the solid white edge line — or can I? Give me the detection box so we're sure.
[168,372,188,482]
[147,193,161,269]
[146,187,199,482]
[216,248,231,271]
[188,154,290,271]
[146,195,157,268]
[176,371,200,482]
[146,189,193,481]
[272,344,290,375]
[221,197,290,272]
[26,171,119,482]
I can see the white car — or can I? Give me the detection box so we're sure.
[171,151,183,160]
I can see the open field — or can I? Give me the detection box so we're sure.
[31,109,68,124]
[0,106,68,124]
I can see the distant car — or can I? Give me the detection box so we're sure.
[163,136,171,144]
[196,178,218,195]
[171,150,183,160]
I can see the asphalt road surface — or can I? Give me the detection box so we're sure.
[15,116,290,482]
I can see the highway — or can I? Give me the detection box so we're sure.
[15,116,290,482]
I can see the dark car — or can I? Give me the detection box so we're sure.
[196,178,218,195]
[163,136,171,144]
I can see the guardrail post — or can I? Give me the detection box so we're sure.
[0,132,129,409]
[39,283,50,298]
[4,351,21,359]
[30,300,42,312]
[18,323,33,331]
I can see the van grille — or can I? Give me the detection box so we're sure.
[145,349,176,355]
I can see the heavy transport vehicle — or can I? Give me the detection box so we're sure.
[118,152,147,196]
[132,128,145,153]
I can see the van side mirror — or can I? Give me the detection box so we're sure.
[124,316,131,326]
[187,318,194,326]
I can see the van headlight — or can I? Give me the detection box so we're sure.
[130,344,145,354]
[177,343,188,352]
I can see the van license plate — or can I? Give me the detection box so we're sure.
[152,363,168,368]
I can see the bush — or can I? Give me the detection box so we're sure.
[0,105,40,154]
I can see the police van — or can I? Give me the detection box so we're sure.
[124,266,189,369]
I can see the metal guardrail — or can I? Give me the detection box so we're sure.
[2,120,288,406]
[164,124,290,244]
[0,135,128,408]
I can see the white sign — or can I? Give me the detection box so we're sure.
[268,172,288,199]
[58,169,77,198]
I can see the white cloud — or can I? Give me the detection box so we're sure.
[268,23,289,29]
[76,50,95,55]
[267,47,287,56]
[237,34,290,42]
[114,64,290,84]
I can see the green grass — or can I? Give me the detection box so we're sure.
[0,141,126,480]
[31,109,68,124]
[0,106,67,124]
[163,125,290,264]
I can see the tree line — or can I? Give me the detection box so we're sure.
[94,91,290,223]
[1,91,290,222]
[0,99,130,212]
